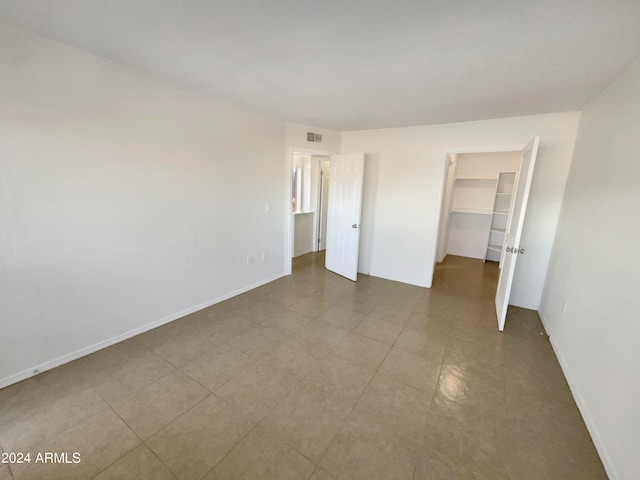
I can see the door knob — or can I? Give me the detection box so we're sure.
[518,248,525,254]
[352,224,360,229]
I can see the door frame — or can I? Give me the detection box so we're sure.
[431,143,527,285]
[285,146,335,275]
[317,158,330,252]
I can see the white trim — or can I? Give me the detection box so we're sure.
[538,310,618,480]
[0,272,286,390]
[443,144,527,154]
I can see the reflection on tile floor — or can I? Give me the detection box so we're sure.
[0,253,607,479]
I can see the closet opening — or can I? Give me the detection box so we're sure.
[433,139,540,331]
[436,151,521,267]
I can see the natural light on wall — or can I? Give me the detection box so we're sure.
[292,154,312,214]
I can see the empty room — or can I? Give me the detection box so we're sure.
[1,1,639,480]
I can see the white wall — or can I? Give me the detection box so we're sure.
[293,213,314,257]
[436,154,456,262]
[286,122,342,154]
[342,112,581,309]
[455,151,521,175]
[0,24,286,387]
[539,58,640,480]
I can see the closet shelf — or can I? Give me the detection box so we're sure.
[490,227,506,233]
[495,192,512,196]
[454,174,498,181]
[493,210,510,215]
[487,244,503,252]
[451,207,493,215]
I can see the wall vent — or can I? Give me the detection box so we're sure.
[307,132,323,143]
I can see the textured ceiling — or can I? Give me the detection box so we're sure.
[2,0,640,131]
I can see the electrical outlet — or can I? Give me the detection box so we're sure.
[262,251,268,261]
[246,256,254,266]
[562,301,568,314]
[265,203,271,213]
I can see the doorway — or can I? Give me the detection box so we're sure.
[432,140,540,330]
[286,148,333,275]
[436,150,521,266]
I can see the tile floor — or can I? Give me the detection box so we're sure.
[0,254,607,479]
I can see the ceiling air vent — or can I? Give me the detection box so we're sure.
[307,132,323,143]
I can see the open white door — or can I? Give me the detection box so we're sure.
[325,152,365,281]
[495,138,540,331]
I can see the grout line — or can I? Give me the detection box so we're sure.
[197,422,261,480]
[89,404,146,479]
[313,310,412,468]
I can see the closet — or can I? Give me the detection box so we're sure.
[441,152,520,264]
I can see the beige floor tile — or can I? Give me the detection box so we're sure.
[319,306,366,330]
[412,293,458,317]
[301,355,375,413]
[421,411,510,479]
[233,301,290,324]
[259,343,318,380]
[143,329,227,367]
[259,310,316,336]
[0,464,12,480]
[227,326,285,358]
[405,310,452,337]
[216,361,298,421]
[0,370,107,453]
[194,316,256,341]
[431,364,505,423]
[204,426,315,480]
[260,354,375,461]
[332,333,391,370]
[443,339,502,374]
[288,324,349,360]
[362,307,412,327]
[506,392,596,456]
[94,444,176,479]
[11,409,140,480]
[0,444,13,480]
[70,341,175,405]
[377,346,441,393]
[147,395,255,480]
[507,440,607,480]
[394,328,447,360]
[346,373,430,443]
[180,344,256,391]
[319,422,421,480]
[260,398,342,463]
[334,294,379,315]
[351,315,404,345]
[112,370,210,439]
[310,468,336,480]
[289,295,333,318]
[413,445,509,480]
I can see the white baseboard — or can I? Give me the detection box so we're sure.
[0,272,287,390]
[538,310,618,480]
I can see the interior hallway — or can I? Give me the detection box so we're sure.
[0,254,606,479]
